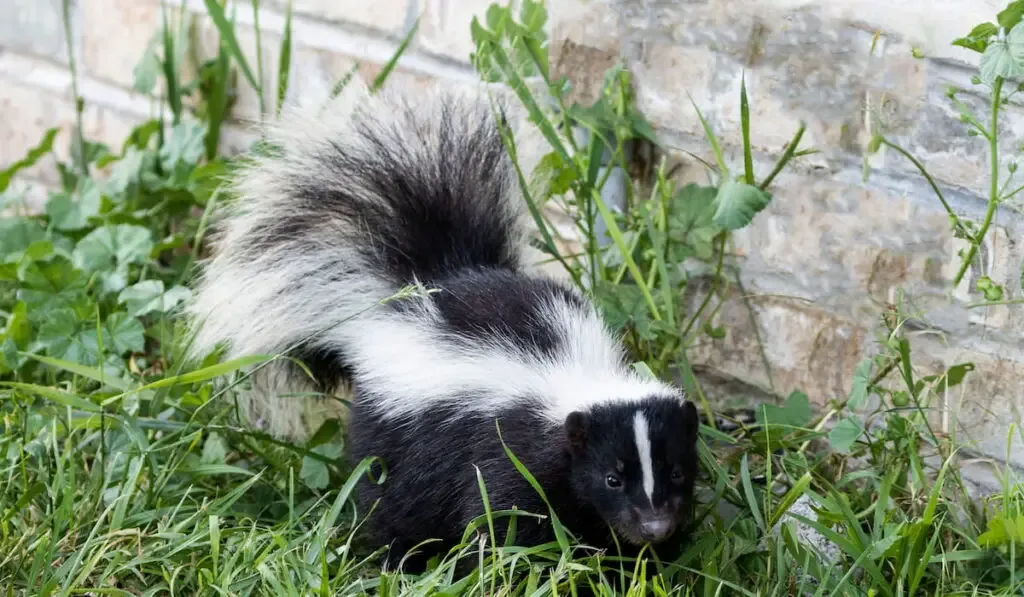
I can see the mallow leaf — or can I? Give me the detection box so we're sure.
[828,416,865,454]
[118,280,192,317]
[38,310,145,365]
[982,34,1024,85]
[72,224,154,273]
[952,22,999,54]
[712,179,773,230]
[47,178,103,231]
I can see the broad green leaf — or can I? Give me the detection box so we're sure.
[952,22,999,54]
[159,119,207,172]
[201,433,230,464]
[847,358,873,410]
[105,147,151,196]
[16,256,88,317]
[668,183,720,261]
[99,313,147,355]
[38,310,145,365]
[3,302,31,348]
[118,280,192,317]
[46,177,104,231]
[982,36,1023,85]
[133,32,162,94]
[300,443,344,490]
[828,416,865,453]
[72,224,154,273]
[756,390,811,428]
[999,1,1024,31]
[941,362,975,388]
[0,218,48,263]
[712,179,773,230]
[534,151,576,196]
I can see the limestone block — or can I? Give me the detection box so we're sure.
[687,293,867,406]
[416,0,501,62]
[0,0,69,65]
[284,0,410,35]
[82,0,162,89]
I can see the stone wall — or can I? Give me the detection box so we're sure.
[1,0,1021,479]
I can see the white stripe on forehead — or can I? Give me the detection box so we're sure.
[633,410,655,504]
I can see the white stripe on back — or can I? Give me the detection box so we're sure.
[633,411,655,503]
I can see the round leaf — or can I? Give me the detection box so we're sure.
[72,224,154,273]
[712,179,773,231]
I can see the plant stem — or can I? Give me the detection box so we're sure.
[952,77,1003,287]
[61,0,88,178]
[759,122,806,191]
[881,138,970,240]
[966,298,1024,308]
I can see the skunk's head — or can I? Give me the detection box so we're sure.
[564,396,700,546]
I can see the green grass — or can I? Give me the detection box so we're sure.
[2,0,1024,595]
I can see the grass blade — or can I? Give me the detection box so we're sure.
[276,0,293,115]
[115,354,277,396]
[0,381,101,413]
[689,94,728,179]
[160,2,183,125]
[740,72,754,185]
[371,17,420,93]
[495,421,571,553]
[0,128,58,193]
[20,353,129,391]
[203,0,262,96]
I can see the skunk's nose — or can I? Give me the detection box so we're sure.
[639,517,674,542]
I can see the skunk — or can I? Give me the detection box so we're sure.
[186,78,701,569]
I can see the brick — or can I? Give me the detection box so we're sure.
[0,0,69,64]
[82,0,162,90]
[0,81,78,186]
[0,77,150,187]
[687,294,868,407]
[620,8,932,159]
[285,0,409,35]
[733,0,995,67]
[683,164,950,315]
[866,64,1024,199]
[627,43,810,153]
[549,0,619,53]
[289,43,437,100]
[947,224,1024,332]
[416,0,494,63]
[548,0,621,106]
[908,335,1024,469]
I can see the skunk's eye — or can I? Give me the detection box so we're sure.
[670,466,684,483]
[605,474,622,489]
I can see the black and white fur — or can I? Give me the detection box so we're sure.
[186,78,701,569]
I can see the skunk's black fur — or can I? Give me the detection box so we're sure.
[186,79,702,572]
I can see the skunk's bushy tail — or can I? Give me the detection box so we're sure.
[185,79,537,439]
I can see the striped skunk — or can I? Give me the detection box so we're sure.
[186,77,701,569]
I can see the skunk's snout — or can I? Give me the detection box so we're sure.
[638,515,676,543]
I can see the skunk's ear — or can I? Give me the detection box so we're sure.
[565,411,588,455]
